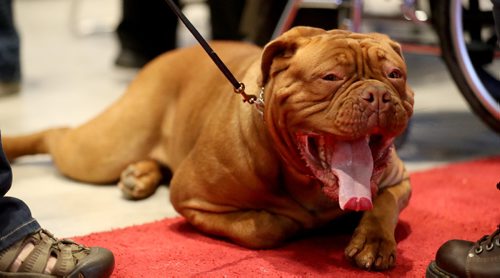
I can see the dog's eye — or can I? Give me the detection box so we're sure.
[388,69,403,79]
[322,74,341,81]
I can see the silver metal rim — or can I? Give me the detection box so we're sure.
[450,0,500,120]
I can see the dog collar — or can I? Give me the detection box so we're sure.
[255,87,265,115]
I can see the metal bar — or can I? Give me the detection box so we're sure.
[272,0,302,39]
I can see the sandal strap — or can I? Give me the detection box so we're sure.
[0,230,92,276]
[0,240,25,271]
[52,242,76,276]
[17,232,52,273]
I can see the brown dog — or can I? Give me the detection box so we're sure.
[2,27,414,270]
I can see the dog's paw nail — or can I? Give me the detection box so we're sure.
[118,183,133,198]
[123,178,136,189]
[124,166,140,177]
[347,248,358,257]
[375,256,383,267]
[364,261,372,269]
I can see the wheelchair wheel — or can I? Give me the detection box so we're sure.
[431,0,500,133]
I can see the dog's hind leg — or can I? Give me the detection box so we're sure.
[1,127,69,162]
[3,126,163,185]
[2,99,166,185]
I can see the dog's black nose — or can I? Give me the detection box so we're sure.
[361,86,391,110]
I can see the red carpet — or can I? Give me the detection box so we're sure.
[76,157,500,277]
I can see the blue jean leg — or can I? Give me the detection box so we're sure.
[0,132,40,251]
[0,0,21,82]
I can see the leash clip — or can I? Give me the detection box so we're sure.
[234,83,258,104]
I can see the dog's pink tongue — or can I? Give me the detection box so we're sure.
[331,138,374,211]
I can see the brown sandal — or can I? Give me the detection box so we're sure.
[0,229,114,277]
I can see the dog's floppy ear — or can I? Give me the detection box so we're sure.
[259,26,326,86]
[383,37,403,59]
[388,40,403,58]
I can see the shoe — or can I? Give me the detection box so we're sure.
[0,229,114,277]
[114,48,151,69]
[0,81,20,95]
[426,225,500,278]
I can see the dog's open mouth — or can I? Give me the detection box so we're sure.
[296,132,393,211]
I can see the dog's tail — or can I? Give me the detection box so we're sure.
[1,128,69,162]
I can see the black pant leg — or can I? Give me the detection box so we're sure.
[207,0,245,40]
[116,0,180,60]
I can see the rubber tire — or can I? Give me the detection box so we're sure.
[430,0,500,133]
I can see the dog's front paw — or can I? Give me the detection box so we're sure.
[118,160,163,200]
[344,225,397,270]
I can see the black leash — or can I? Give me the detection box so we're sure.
[163,0,258,104]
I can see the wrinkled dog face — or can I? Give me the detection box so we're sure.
[260,28,414,211]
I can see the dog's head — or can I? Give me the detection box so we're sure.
[259,27,414,211]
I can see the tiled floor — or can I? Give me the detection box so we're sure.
[1,0,499,238]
